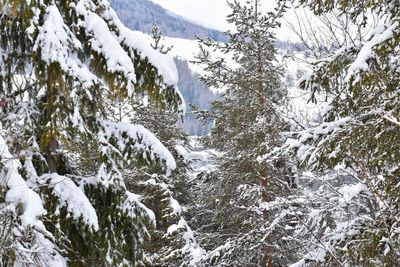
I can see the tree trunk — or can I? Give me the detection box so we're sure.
[258,166,273,267]
[46,137,59,173]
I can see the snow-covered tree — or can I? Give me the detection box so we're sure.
[0,0,184,266]
[122,103,205,266]
[193,0,292,265]
[267,0,400,265]
[102,31,203,266]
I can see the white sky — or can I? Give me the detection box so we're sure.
[150,0,296,40]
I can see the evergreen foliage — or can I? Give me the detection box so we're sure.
[150,24,173,55]
[124,102,203,267]
[193,1,292,265]
[2,0,399,266]
[269,0,400,265]
[112,29,202,266]
[0,0,184,265]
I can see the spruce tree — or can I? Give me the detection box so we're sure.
[194,1,291,265]
[0,0,183,266]
[106,29,202,266]
[123,103,204,266]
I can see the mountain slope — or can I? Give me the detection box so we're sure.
[109,0,227,41]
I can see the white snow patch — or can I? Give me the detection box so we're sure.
[0,134,45,228]
[346,20,398,82]
[99,120,176,175]
[38,173,99,230]
[170,197,182,215]
[125,192,156,224]
[338,183,369,206]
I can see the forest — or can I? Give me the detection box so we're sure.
[0,0,399,266]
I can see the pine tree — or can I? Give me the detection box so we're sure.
[193,1,291,265]
[0,0,183,266]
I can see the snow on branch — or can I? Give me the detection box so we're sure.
[4,0,185,115]
[97,1,185,113]
[383,114,400,127]
[118,29,179,86]
[34,5,100,89]
[35,173,99,230]
[98,120,176,175]
[124,192,156,225]
[74,0,185,112]
[76,0,137,94]
[0,135,45,228]
[262,117,353,168]
[96,0,179,86]
[345,20,399,83]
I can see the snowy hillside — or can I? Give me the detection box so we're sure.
[109,0,227,41]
